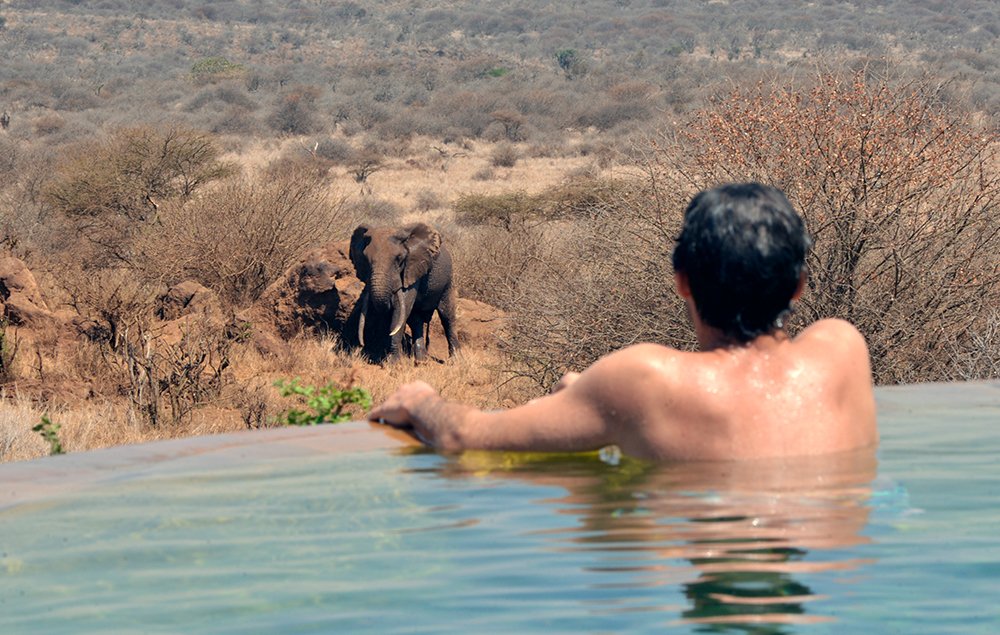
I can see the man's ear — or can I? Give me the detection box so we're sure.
[675,271,692,299]
[792,270,807,301]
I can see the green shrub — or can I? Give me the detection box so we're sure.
[274,379,371,425]
[32,415,63,455]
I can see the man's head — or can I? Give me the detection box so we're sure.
[671,183,811,343]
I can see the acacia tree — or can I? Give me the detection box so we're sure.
[47,125,232,220]
[645,68,1000,383]
[490,109,526,141]
[44,125,234,266]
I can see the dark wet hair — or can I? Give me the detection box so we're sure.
[671,183,811,343]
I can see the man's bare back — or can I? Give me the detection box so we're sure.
[581,318,875,460]
[369,318,876,461]
[369,183,878,461]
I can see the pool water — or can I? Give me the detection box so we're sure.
[1,381,998,633]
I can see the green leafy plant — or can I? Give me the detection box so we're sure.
[32,415,64,455]
[274,379,371,426]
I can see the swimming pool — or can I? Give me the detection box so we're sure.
[1,381,998,633]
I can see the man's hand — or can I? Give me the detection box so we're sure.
[368,381,439,430]
[369,381,476,450]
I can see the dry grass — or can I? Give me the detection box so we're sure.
[0,396,145,462]
[1,333,539,463]
[0,395,46,461]
[232,335,537,414]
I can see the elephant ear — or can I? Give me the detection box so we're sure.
[397,223,441,288]
[349,225,372,281]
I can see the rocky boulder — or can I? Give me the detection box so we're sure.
[154,280,229,346]
[156,280,224,322]
[0,257,57,329]
[239,241,362,353]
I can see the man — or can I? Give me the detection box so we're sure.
[369,183,877,461]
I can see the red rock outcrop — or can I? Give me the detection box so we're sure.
[0,257,57,329]
[237,240,362,354]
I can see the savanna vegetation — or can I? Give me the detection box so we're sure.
[0,1,997,461]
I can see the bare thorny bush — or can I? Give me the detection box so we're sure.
[62,267,233,427]
[452,180,693,391]
[496,213,692,389]
[44,125,352,310]
[136,167,351,307]
[458,67,999,388]
[645,67,1000,383]
[112,317,233,429]
[64,268,157,352]
[44,125,235,270]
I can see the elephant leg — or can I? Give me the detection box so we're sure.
[408,313,428,361]
[388,314,407,358]
[438,285,460,357]
[388,329,405,359]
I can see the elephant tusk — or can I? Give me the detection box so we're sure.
[357,291,369,347]
[389,288,407,337]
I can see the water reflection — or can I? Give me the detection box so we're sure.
[429,448,876,632]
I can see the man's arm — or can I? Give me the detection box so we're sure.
[368,359,626,453]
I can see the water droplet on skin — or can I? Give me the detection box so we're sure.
[599,445,622,466]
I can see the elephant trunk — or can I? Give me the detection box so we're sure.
[389,288,407,337]
[367,273,399,310]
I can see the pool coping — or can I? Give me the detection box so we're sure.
[2,380,998,510]
[0,421,416,510]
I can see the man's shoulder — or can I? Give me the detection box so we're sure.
[578,343,683,391]
[575,343,696,408]
[572,343,690,431]
[794,319,873,382]
[796,318,869,351]
[598,342,687,372]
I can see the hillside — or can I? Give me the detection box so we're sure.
[3,0,1000,145]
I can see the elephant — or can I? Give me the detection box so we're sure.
[348,222,460,362]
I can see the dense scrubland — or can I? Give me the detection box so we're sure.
[0,0,998,461]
